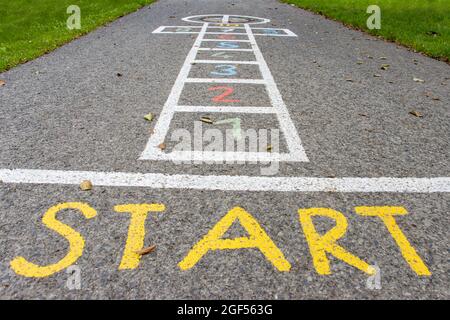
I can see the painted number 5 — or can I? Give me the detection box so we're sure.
[208,86,241,103]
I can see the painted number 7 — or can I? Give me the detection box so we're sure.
[208,86,241,103]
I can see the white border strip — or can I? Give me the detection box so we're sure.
[1,169,449,193]
[193,60,259,65]
[153,26,297,37]
[197,48,253,52]
[185,78,266,84]
[175,105,275,113]
[201,39,251,42]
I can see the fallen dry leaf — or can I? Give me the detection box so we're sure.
[200,116,213,124]
[135,245,156,256]
[381,64,390,70]
[266,145,273,152]
[80,180,92,191]
[373,74,381,78]
[158,143,166,150]
[144,113,154,121]
[0,80,5,86]
[413,77,425,83]
[409,111,423,118]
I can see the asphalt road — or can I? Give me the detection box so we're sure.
[0,0,449,299]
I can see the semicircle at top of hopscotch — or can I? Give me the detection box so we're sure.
[182,14,270,25]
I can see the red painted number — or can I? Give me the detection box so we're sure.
[208,86,241,103]
[217,34,236,40]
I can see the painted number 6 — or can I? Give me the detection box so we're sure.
[208,86,241,103]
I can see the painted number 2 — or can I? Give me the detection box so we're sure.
[208,86,240,103]
[210,64,237,76]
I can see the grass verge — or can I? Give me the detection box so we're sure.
[283,0,450,62]
[0,0,155,72]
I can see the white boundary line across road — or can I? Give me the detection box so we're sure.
[1,169,449,193]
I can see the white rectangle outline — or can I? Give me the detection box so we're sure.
[185,78,266,84]
[1,169,449,193]
[197,48,253,52]
[175,105,275,113]
[153,26,297,37]
[140,23,308,162]
[193,60,259,65]
[201,39,251,42]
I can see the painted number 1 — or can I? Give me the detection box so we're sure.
[208,86,241,103]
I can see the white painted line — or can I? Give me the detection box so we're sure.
[1,169,449,193]
[207,26,245,30]
[193,60,259,65]
[252,28,298,37]
[197,48,253,52]
[175,105,275,113]
[141,151,297,162]
[185,78,266,84]
[201,39,251,43]
[152,26,166,33]
[281,29,298,37]
[222,15,229,24]
[244,24,309,162]
[140,23,209,160]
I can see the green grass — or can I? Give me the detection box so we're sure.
[0,0,154,72]
[283,0,450,62]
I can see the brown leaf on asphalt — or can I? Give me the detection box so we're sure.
[266,145,273,152]
[116,73,122,77]
[0,80,5,86]
[135,245,156,256]
[379,57,387,60]
[409,111,423,118]
[413,77,425,83]
[200,116,213,124]
[345,78,354,82]
[158,143,166,150]
[381,64,390,70]
[373,74,381,78]
[80,180,92,191]
[144,113,153,121]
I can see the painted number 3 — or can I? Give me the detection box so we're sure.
[208,86,240,103]
[210,64,237,76]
